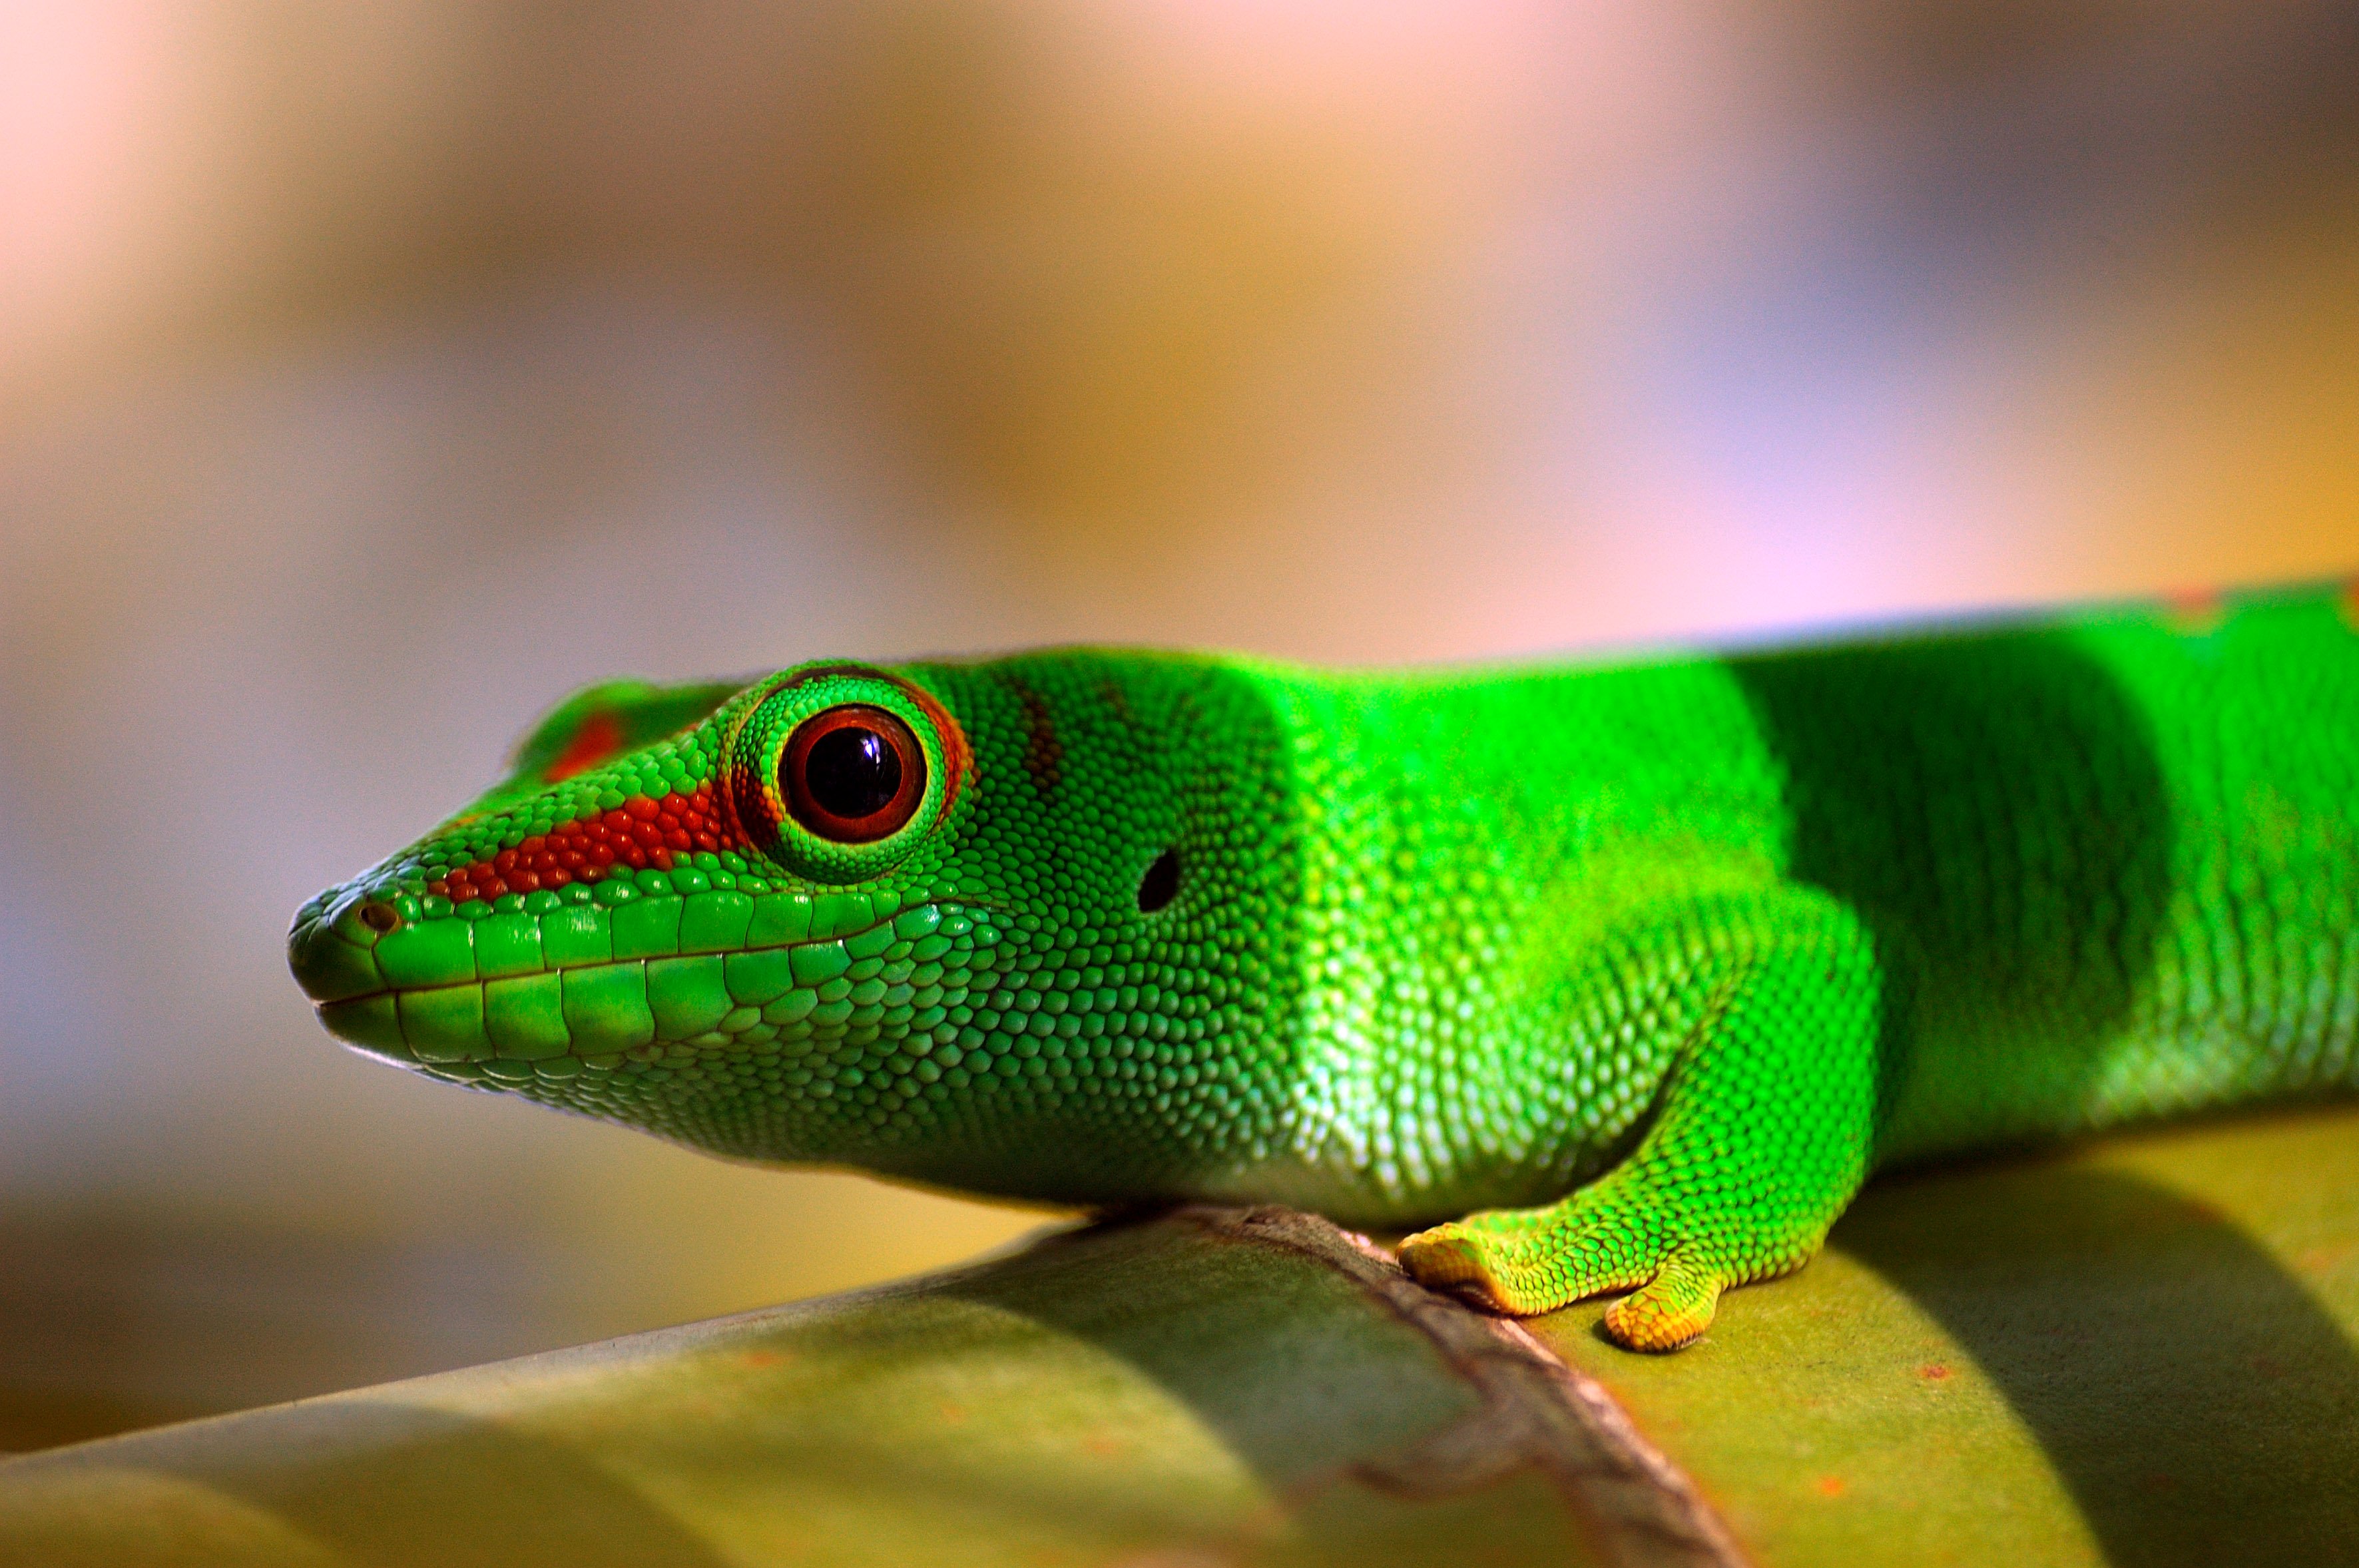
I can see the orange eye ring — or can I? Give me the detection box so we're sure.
[780,705,927,843]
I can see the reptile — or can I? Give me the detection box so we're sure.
[289,579,2359,1350]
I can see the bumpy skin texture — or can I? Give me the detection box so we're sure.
[291,583,2359,1350]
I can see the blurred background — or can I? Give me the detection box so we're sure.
[2,1,2355,1451]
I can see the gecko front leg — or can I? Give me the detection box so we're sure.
[1401,889,1886,1351]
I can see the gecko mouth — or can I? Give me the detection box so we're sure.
[293,890,964,1081]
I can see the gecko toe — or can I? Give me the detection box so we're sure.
[1599,1247,1724,1351]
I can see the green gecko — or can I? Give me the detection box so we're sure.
[290,581,2359,1350]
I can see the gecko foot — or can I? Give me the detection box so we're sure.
[1398,1186,1769,1352]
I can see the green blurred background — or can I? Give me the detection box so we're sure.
[1,1,2354,1451]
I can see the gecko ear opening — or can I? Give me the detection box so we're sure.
[1138,849,1180,913]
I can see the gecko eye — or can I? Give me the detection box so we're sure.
[781,705,926,843]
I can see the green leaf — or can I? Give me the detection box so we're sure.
[0,1209,1730,1567]
[1540,1104,2359,1565]
[4,1105,2354,1565]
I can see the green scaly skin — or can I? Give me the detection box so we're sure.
[291,581,2359,1350]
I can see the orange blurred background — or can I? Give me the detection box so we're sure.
[2,1,2354,1448]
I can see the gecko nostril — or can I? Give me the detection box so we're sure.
[358,900,401,935]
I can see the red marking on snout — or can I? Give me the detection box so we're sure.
[427,784,745,903]
[544,710,626,783]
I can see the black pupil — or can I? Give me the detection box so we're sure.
[805,726,902,820]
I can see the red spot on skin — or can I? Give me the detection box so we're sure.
[545,710,626,783]
[2163,587,2225,635]
[740,1349,786,1368]
[425,784,744,903]
[2298,1241,2356,1275]
[937,1402,967,1424]
[1814,1475,1846,1498]
[1920,1362,1952,1381]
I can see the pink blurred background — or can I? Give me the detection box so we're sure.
[3,1,2354,1447]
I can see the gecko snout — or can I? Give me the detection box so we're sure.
[288,887,397,1004]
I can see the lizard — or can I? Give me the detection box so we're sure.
[288,579,2359,1350]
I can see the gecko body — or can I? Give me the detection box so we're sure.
[290,582,2359,1348]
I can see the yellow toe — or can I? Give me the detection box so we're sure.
[1599,1254,1722,1352]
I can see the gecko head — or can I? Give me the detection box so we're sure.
[289,653,1302,1202]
